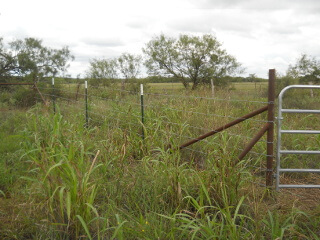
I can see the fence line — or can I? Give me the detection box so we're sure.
[38,87,270,123]
[45,92,273,149]
[144,104,270,123]
[145,92,271,104]
[36,84,270,104]
[36,87,272,152]
[34,77,275,187]
[38,87,272,138]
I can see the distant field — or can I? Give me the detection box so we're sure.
[233,82,268,90]
[148,82,268,91]
[148,82,184,90]
[56,81,268,92]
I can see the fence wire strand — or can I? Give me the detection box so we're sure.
[34,84,273,171]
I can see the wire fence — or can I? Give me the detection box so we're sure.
[34,80,274,185]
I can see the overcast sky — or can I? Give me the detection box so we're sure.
[1,0,320,78]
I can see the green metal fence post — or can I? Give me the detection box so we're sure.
[85,81,88,128]
[140,84,145,140]
[52,78,56,114]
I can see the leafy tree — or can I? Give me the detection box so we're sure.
[118,53,142,80]
[117,53,142,90]
[246,73,257,82]
[287,54,320,84]
[86,58,118,84]
[2,37,74,82]
[143,34,242,89]
[0,38,19,79]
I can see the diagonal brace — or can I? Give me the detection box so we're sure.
[179,105,268,149]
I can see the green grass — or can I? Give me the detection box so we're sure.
[147,82,268,92]
[0,82,320,239]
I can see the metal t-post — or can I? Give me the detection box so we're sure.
[85,81,88,128]
[52,78,56,114]
[266,69,275,187]
[140,84,145,140]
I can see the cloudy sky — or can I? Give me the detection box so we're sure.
[1,0,320,78]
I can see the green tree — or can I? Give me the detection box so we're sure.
[246,73,257,82]
[86,58,118,79]
[0,38,19,79]
[287,54,320,84]
[86,58,118,86]
[6,38,74,82]
[143,34,242,89]
[118,53,142,80]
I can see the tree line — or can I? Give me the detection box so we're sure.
[1,34,319,89]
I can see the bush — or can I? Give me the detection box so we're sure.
[13,88,36,107]
[0,87,36,108]
[276,75,297,96]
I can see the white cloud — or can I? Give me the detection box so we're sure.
[0,0,320,78]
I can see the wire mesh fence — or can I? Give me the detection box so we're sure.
[34,78,275,188]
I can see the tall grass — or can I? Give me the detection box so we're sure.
[1,84,320,239]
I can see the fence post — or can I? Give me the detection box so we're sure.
[266,69,275,187]
[52,78,56,114]
[140,84,145,140]
[85,81,88,128]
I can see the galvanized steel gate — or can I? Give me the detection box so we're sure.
[276,85,320,190]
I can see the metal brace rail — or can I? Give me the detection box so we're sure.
[276,85,320,190]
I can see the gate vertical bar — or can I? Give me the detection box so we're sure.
[85,81,88,128]
[266,69,275,187]
[140,84,145,140]
[52,78,56,114]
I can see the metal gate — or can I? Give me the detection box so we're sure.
[276,85,320,190]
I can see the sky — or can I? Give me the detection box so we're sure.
[1,0,320,78]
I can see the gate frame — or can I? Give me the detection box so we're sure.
[276,85,320,190]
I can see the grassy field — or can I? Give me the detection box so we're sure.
[0,82,320,239]
[148,82,268,91]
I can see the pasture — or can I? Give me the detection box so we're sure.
[0,81,320,239]
[148,81,268,91]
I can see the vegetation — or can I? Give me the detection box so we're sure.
[287,54,320,84]
[86,58,118,80]
[1,34,320,239]
[86,53,142,87]
[118,53,142,80]
[143,34,242,89]
[0,37,74,82]
[1,82,320,239]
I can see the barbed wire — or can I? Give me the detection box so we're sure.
[142,114,272,144]
[144,103,271,123]
[34,94,271,173]
[88,118,144,138]
[38,96,269,156]
[181,146,269,173]
[37,85,271,105]
[50,99,144,138]
[36,85,139,95]
[145,92,271,104]
[37,86,272,124]
[36,92,273,150]
[86,99,272,144]
[249,180,267,187]
[35,87,273,159]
